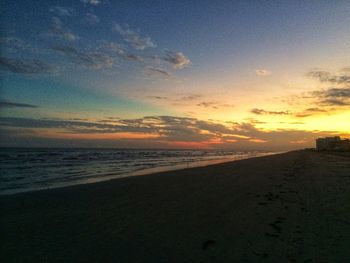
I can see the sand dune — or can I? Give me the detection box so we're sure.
[1,150,350,262]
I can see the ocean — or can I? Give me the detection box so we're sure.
[0,148,275,195]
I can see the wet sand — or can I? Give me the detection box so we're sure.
[1,150,350,262]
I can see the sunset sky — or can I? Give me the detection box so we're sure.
[1,0,349,150]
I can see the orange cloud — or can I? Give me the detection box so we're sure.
[249,139,267,143]
[38,130,160,140]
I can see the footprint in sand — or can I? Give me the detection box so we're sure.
[269,221,282,233]
[258,202,268,206]
[202,240,216,250]
[265,232,279,238]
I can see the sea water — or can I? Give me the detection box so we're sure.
[0,148,275,195]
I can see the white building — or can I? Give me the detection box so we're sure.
[316,136,350,151]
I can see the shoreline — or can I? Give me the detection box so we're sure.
[1,151,278,196]
[2,150,350,262]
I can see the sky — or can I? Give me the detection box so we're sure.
[1,0,350,150]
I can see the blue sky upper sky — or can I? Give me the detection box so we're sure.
[1,0,350,149]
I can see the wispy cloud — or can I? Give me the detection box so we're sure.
[312,87,350,98]
[0,57,56,74]
[255,69,271,76]
[251,108,290,115]
[319,98,350,106]
[147,96,168,100]
[278,67,350,116]
[49,6,74,17]
[123,53,143,62]
[104,42,143,62]
[310,87,350,106]
[305,68,350,106]
[49,17,79,41]
[197,101,234,110]
[146,94,233,110]
[0,100,38,108]
[181,94,202,101]
[307,69,350,86]
[0,37,37,53]
[52,45,114,70]
[294,107,327,118]
[80,0,102,6]
[163,50,191,69]
[113,24,156,50]
[147,94,201,102]
[84,13,100,25]
[144,67,171,78]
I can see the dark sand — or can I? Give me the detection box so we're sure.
[1,150,350,262]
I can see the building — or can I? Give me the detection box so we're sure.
[316,136,350,151]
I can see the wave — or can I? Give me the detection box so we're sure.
[0,148,276,195]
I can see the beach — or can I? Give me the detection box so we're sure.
[1,150,350,262]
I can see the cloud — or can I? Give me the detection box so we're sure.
[113,24,156,50]
[294,107,327,118]
[49,6,74,16]
[310,87,350,106]
[147,96,168,100]
[251,108,291,115]
[197,101,234,110]
[84,13,100,24]
[255,69,272,76]
[163,50,191,69]
[0,116,222,139]
[307,70,350,86]
[181,94,202,101]
[52,45,114,70]
[244,118,267,125]
[0,116,173,135]
[303,107,326,112]
[320,87,350,98]
[147,94,201,103]
[282,87,350,116]
[104,42,143,62]
[49,17,79,41]
[284,67,350,110]
[0,100,38,108]
[123,53,143,62]
[0,117,121,132]
[146,94,233,110]
[144,67,171,78]
[294,108,328,118]
[0,37,36,53]
[302,68,350,106]
[0,57,56,74]
[223,122,336,150]
[319,99,350,106]
[197,101,217,109]
[253,66,350,119]
[0,116,338,150]
[80,0,102,5]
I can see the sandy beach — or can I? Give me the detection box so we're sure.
[1,150,350,262]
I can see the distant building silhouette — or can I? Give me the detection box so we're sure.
[316,136,350,151]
